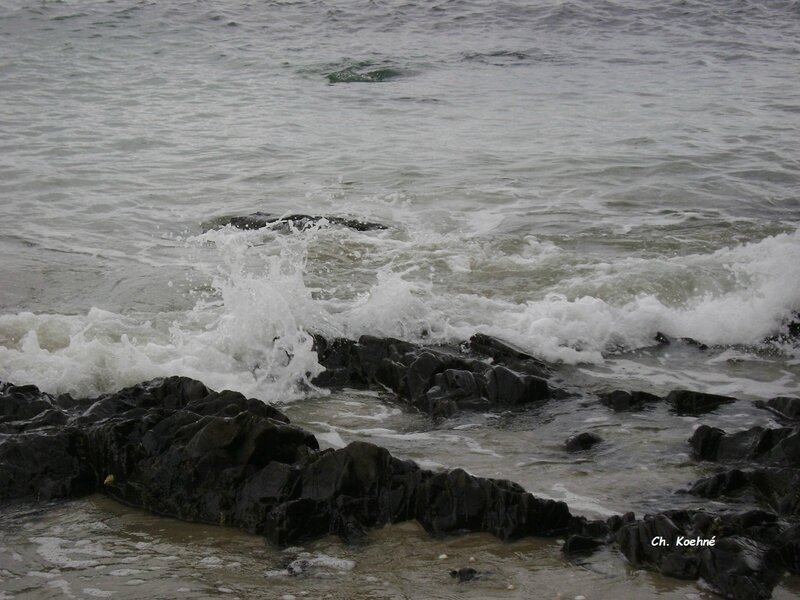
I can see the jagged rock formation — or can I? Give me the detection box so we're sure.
[310,333,554,418]
[0,377,571,547]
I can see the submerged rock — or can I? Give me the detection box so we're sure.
[326,66,401,83]
[599,389,660,412]
[449,567,481,582]
[564,432,603,452]
[667,390,736,415]
[310,334,552,417]
[202,212,388,233]
[561,534,606,556]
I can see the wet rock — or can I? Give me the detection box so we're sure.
[689,468,800,516]
[203,212,388,233]
[681,337,709,350]
[654,331,671,345]
[449,566,481,582]
[651,332,708,350]
[310,334,552,417]
[578,517,612,539]
[485,365,549,408]
[414,468,571,539]
[615,510,785,599]
[778,524,800,574]
[0,428,95,501]
[689,424,800,466]
[667,390,736,415]
[689,468,750,500]
[755,396,800,422]
[4,376,799,597]
[465,333,549,377]
[0,377,573,548]
[562,534,605,556]
[700,536,784,600]
[764,312,800,344]
[599,390,660,412]
[564,432,603,452]
[606,511,636,533]
[0,382,62,422]
[326,66,401,83]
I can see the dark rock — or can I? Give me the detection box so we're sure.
[576,517,612,539]
[562,534,605,556]
[466,333,549,377]
[599,390,660,412]
[565,432,603,452]
[203,212,388,233]
[0,382,60,422]
[449,567,480,582]
[414,468,571,539]
[654,331,671,345]
[426,369,489,417]
[310,334,554,417]
[680,337,709,350]
[764,312,800,343]
[606,511,636,533]
[4,376,799,597]
[689,468,800,516]
[327,66,401,84]
[651,332,709,350]
[689,468,750,500]
[0,428,95,501]
[699,536,784,600]
[756,396,800,422]
[615,510,785,599]
[485,365,549,408]
[616,512,690,571]
[0,377,574,548]
[689,424,800,466]
[778,524,800,574]
[667,390,736,415]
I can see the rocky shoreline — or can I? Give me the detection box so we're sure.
[2,333,800,599]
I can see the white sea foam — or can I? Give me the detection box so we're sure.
[0,224,797,400]
[31,537,112,569]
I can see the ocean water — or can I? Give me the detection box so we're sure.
[1,0,799,598]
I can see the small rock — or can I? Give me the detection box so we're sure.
[562,535,605,556]
[449,567,480,582]
[667,390,736,415]
[565,432,603,452]
[599,390,660,412]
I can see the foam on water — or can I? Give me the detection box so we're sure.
[0,220,800,400]
[0,222,797,399]
[0,229,327,400]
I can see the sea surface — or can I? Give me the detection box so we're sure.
[1,0,799,598]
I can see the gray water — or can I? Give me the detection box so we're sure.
[1,0,800,598]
